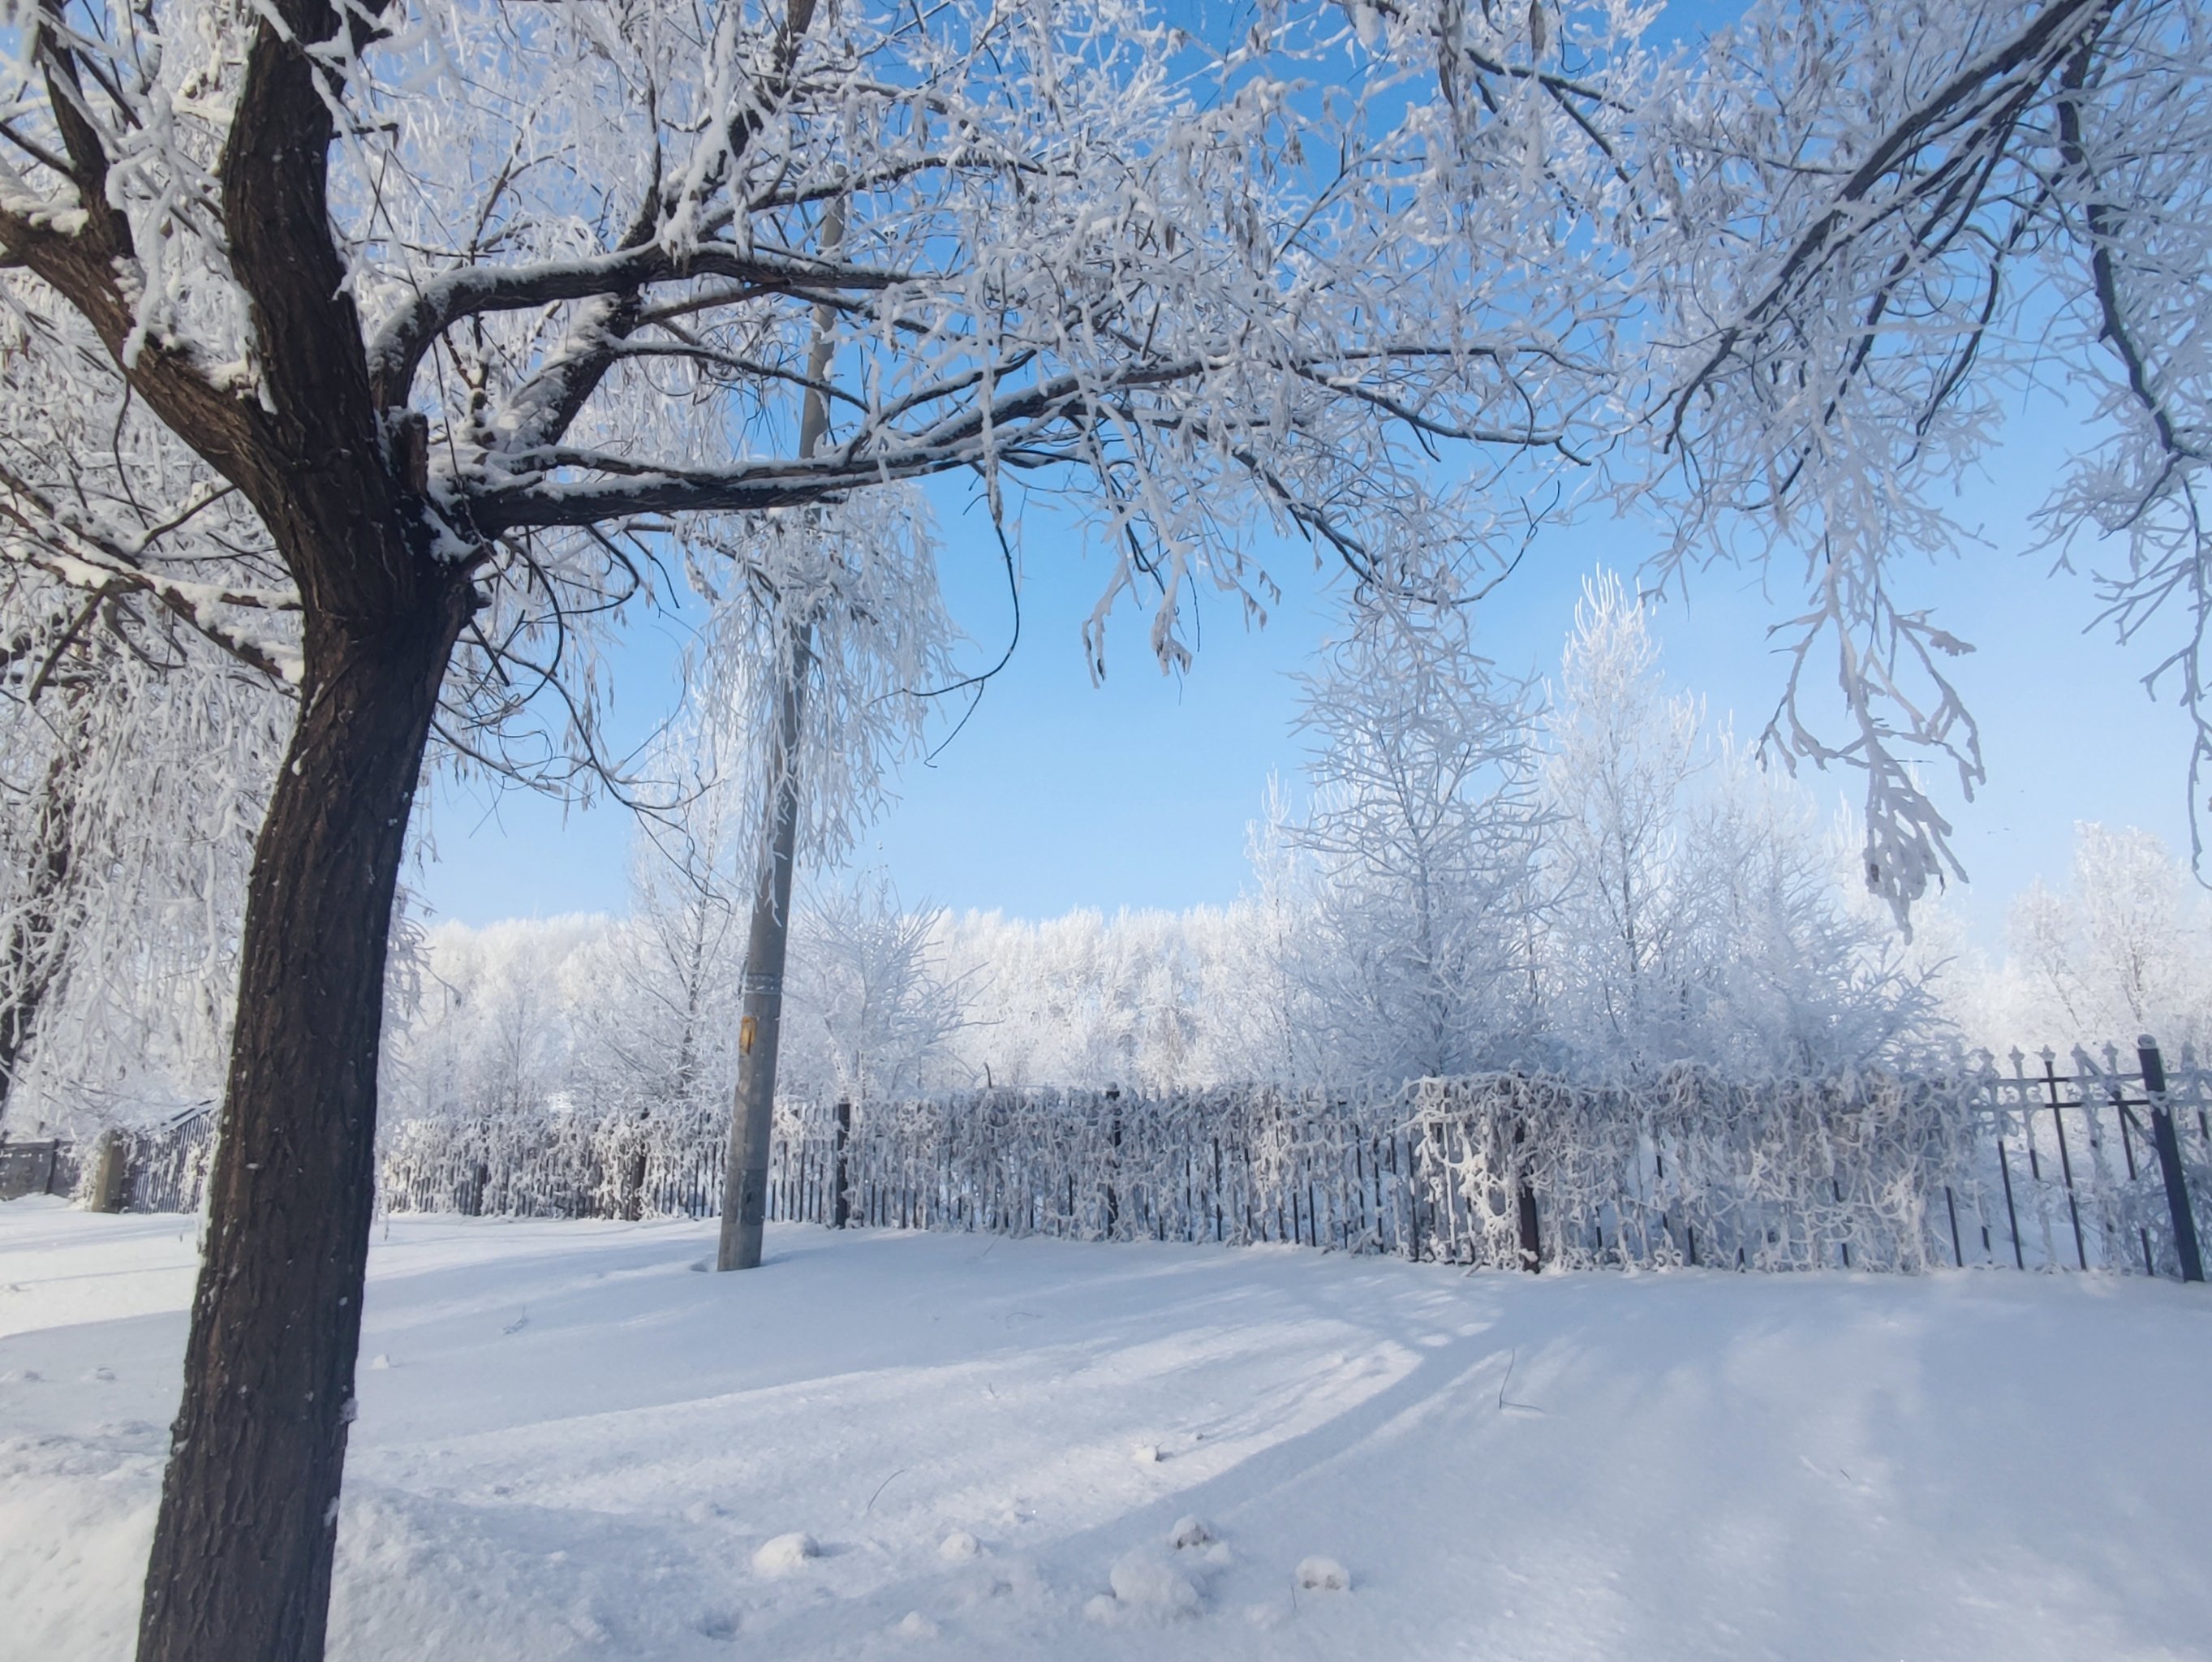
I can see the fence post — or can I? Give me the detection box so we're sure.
[2042,1050,2089,1271]
[92,1132,130,1213]
[2137,1037,2204,1283]
[833,1100,852,1229]
[1104,1086,1122,1240]
[1511,1115,1540,1272]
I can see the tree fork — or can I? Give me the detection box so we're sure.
[136,581,468,1662]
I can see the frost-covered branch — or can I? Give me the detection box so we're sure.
[1638,0,2212,911]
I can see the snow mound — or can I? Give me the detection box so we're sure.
[1130,1441,1160,1465]
[1295,1555,1350,1592]
[1166,1515,1216,1550]
[751,1532,819,1576]
[1091,1547,1202,1622]
[895,1611,938,1639]
[937,1529,980,1561]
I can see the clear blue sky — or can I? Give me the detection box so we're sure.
[413,379,2200,951]
[408,2,2201,949]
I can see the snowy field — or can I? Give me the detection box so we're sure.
[1,1199,2207,1661]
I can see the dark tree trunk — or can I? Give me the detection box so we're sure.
[135,586,466,1662]
[0,696,85,1132]
[0,791,67,1130]
[620,1119,651,1222]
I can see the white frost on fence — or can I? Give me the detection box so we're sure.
[118,1049,2209,1278]
[361,1057,2206,1276]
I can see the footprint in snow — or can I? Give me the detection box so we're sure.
[1295,1556,1350,1593]
[695,1608,740,1643]
[1166,1516,1216,1550]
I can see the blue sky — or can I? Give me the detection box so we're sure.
[407,1,2202,949]
[413,378,2201,951]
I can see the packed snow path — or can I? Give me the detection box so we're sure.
[1,1200,2206,1660]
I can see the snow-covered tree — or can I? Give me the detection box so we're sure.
[0,291,295,1139]
[2002,822,2212,1050]
[1541,571,1951,1074]
[566,783,749,1139]
[785,877,967,1102]
[1196,784,1330,1087]
[384,915,605,1125]
[0,6,1644,1636]
[0,585,289,1136]
[1542,572,1709,1070]
[1639,0,2212,919]
[1282,603,1547,1083]
[1684,747,1952,1074]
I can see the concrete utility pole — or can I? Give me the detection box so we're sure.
[717,198,843,1272]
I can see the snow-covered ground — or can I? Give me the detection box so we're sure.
[2,1198,2206,1660]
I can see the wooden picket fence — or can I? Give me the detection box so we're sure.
[26,1040,2210,1282]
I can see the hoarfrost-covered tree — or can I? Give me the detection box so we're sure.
[1286,603,1547,1082]
[0,291,294,1135]
[936,904,1217,1090]
[592,790,748,1128]
[1685,745,1951,1073]
[0,543,290,1136]
[1542,571,1708,1069]
[2003,822,2212,1048]
[699,488,954,1268]
[1640,0,2212,920]
[785,877,967,1102]
[0,3,1646,1646]
[383,916,603,1125]
[1542,571,1950,1074]
[553,747,751,1221]
[1201,782,1330,1086]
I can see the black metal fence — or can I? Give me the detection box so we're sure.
[0,1138,78,1203]
[1965,1040,2207,1280]
[19,1040,2210,1283]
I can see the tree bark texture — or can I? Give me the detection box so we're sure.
[119,5,484,1653]
[136,588,467,1662]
